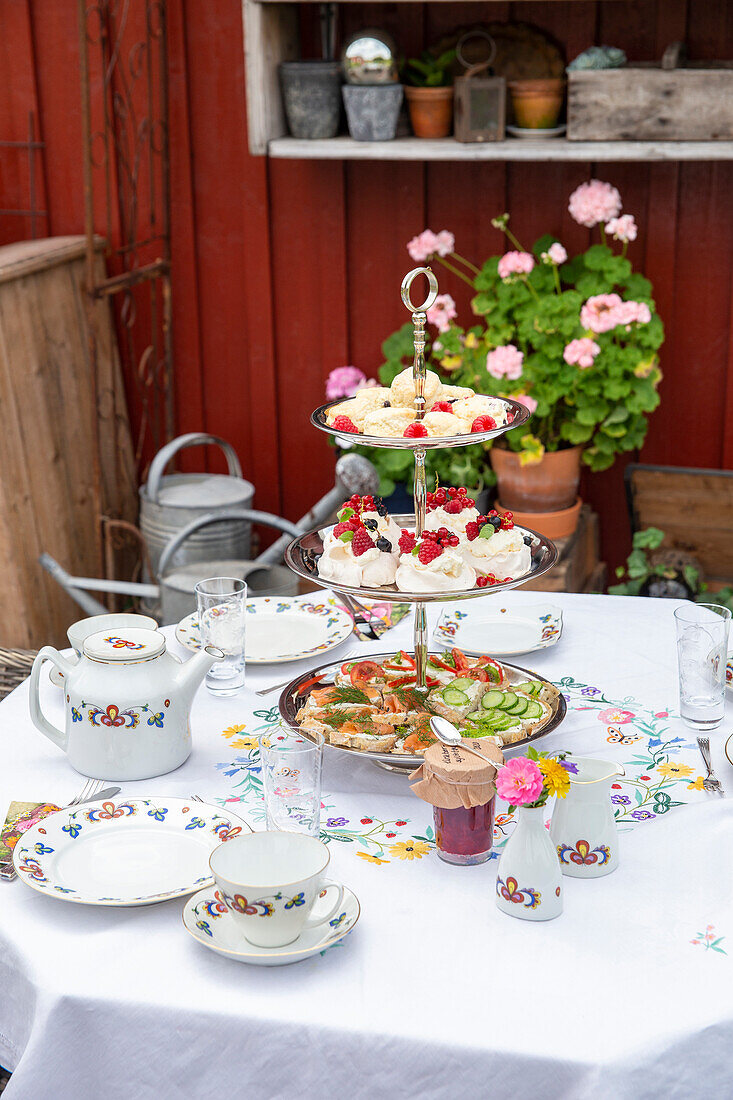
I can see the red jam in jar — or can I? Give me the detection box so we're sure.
[434,799,494,866]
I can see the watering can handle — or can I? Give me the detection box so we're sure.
[157,510,302,578]
[146,434,243,504]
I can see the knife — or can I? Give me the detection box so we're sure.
[0,786,121,880]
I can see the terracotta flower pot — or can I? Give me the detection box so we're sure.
[490,445,582,513]
[508,78,565,130]
[496,498,582,541]
[405,86,454,139]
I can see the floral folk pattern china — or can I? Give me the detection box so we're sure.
[550,757,624,878]
[434,604,562,657]
[182,884,360,966]
[29,627,224,780]
[209,831,344,948]
[495,806,562,921]
[12,797,251,906]
[175,597,353,664]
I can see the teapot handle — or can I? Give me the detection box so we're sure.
[29,647,73,752]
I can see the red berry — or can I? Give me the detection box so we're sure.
[395,820,407,827]
[399,531,416,554]
[611,784,622,790]
[504,576,513,583]
[430,401,454,414]
[418,540,443,565]
[385,832,396,838]
[641,775,651,782]
[449,536,460,547]
[507,411,515,423]
[333,522,351,538]
[360,818,373,824]
[471,415,497,433]
[351,528,375,557]
[436,488,447,504]
[333,415,359,433]
[403,422,428,438]
[443,500,462,514]
[465,521,480,541]
[438,527,450,538]
[449,487,458,497]
[476,576,488,588]
[458,487,467,496]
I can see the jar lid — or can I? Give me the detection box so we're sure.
[410,739,504,809]
[83,628,166,663]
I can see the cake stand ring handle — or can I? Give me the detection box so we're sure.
[401,267,439,314]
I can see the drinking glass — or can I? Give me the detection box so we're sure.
[674,603,731,731]
[194,577,247,696]
[259,725,323,836]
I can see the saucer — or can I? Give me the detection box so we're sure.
[506,124,566,140]
[434,603,562,657]
[182,884,360,966]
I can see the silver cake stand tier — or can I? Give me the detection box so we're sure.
[279,264,561,739]
[283,514,558,604]
[311,396,530,450]
[279,655,568,772]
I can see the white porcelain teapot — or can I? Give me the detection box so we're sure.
[29,627,224,780]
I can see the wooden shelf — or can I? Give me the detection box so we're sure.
[268,136,733,161]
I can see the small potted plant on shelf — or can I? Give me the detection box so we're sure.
[374,180,664,538]
[404,49,457,139]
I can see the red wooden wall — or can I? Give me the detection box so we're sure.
[0,0,732,574]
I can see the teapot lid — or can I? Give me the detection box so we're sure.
[83,628,166,663]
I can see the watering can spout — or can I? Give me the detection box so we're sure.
[174,645,224,702]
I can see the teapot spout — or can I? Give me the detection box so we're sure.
[174,645,225,701]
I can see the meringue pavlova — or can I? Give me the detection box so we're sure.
[318,494,400,587]
[460,511,532,583]
[425,485,479,537]
[395,529,476,593]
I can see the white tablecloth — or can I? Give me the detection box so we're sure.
[2,592,733,1099]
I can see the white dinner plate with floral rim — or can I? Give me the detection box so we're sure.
[182,884,360,966]
[12,796,251,906]
[175,597,353,664]
[433,603,563,657]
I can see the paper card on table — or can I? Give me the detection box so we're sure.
[0,801,60,867]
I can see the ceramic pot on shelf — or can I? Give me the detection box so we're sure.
[495,806,563,921]
[490,445,582,539]
[508,78,565,130]
[550,757,625,878]
[279,61,342,140]
[405,86,455,139]
[342,84,404,142]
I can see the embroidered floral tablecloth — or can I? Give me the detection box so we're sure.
[1,592,732,1099]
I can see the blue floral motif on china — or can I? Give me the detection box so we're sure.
[71,707,82,723]
[86,801,137,822]
[185,816,206,830]
[33,843,53,855]
[285,892,305,909]
[557,839,610,867]
[496,875,541,909]
[62,822,82,839]
[196,919,213,937]
[329,912,347,929]
[147,712,165,728]
[147,807,169,821]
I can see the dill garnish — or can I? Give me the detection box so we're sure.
[388,684,436,713]
[328,684,371,706]
[317,708,375,731]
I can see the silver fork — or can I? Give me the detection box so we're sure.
[697,736,725,797]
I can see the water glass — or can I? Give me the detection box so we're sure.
[674,603,731,731]
[259,725,323,836]
[194,577,247,696]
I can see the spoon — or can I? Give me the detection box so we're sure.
[429,716,501,769]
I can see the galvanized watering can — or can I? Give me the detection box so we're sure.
[140,433,255,577]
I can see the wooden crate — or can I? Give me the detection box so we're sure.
[625,465,733,584]
[0,237,137,648]
[521,505,604,593]
[568,63,733,142]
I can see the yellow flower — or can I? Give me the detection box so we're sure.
[222,724,258,750]
[357,852,389,865]
[687,776,706,791]
[538,757,570,798]
[464,332,479,349]
[223,724,247,738]
[440,355,462,371]
[657,762,694,779]
[388,840,431,861]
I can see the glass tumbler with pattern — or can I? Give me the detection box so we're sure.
[260,725,324,836]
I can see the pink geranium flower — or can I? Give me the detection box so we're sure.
[598,708,635,725]
[564,337,601,369]
[326,366,371,400]
[486,344,524,381]
[496,757,544,805]
[580,293,624,334]
[515,393,538,414]
[498,251,535,279]
[407,229,455,262]
[569,179,622,228]
[606,214,637,243]
[426,293,457,334]
[541,242,567,265]
[614,300,651,326]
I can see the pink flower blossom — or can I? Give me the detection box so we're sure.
[326,366,371,400]
[515,393,538,414]
[614,300,651,326]
[426,293,457,333]
[486,344,524,381]
[598,708,635,725]
[542,242,567,265]
[407,229,455,262]
[606,214,637,242]
[568,179,622,228]
[498,251,535,279]
[563,337,601,369]
[580,293,624,334]
[496,757,545,805]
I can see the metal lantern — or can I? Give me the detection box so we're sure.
[454,31,506,143]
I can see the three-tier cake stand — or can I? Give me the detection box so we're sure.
[280,267,565,768]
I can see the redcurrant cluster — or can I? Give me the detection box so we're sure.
[416,527,460,565]
[465,508,514,541]
[426,486,476,516]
